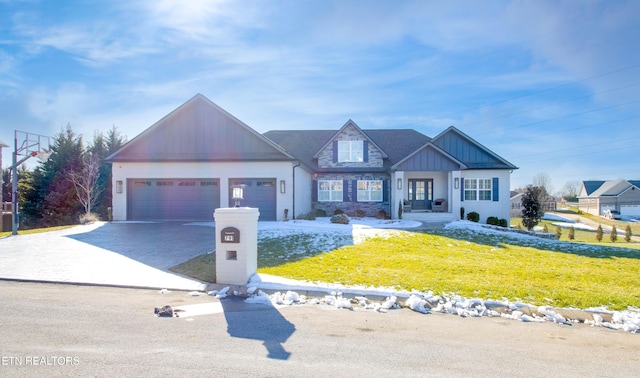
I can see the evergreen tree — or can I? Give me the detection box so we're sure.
[596,224,603,242]
[543,224,549,233]
[568,226,575,241]
[610,225,617,242]
[21,125,84,227]
[521,185,542,231]
[93,126,126,219]
[555,226,562,239]
[625,225,632,242]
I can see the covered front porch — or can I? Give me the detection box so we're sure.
[393,170,462,222]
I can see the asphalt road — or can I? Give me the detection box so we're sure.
[1,281,639,377]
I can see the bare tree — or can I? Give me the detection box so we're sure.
[561,181,580,200]
[68,152,102,216]
[532,172,553,197]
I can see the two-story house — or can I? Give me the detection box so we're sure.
[107,94,517,223]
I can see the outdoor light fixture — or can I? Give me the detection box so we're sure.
[280,180,285,194]
[397,178,402,190]
[116,181,123,194]
[232,185,246,207]
[454,178,460,189]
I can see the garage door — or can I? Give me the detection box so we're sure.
[621,205,640,216]
[229,178,277,221]
[128,179,220,221]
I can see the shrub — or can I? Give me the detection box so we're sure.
[316,209,327,217]
[297,211,316,220]
[460,207,465,220]
[486,216,499,226]
[555,226,562,239]
[542,224,549,233]
[625,225,632,242]
[330,213,350,224]
[376,210,388,219]
[79,212,100,224]
[466,212,480,222]
[596,225,603,242]
[334,209,344,215]
[610,225,617,242]
[568,226,575,241]
[354,209,365,218]
[498,219,508,227]
[398,201,403,219]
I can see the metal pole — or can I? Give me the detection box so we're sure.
[12,132,18,236]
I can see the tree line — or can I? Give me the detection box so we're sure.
[2,125,126,229]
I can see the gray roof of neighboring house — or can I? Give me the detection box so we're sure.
[0,139,8,148]
[263,129,432,172]
[582,179,640,197]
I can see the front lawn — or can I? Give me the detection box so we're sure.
[172,225,640,311]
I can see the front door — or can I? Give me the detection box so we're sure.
[408,179,433,210]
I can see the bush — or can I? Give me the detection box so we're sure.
[316,209,327,217]
[596,224,603,242]
[79,212,100,224]
[398,201,403,219]
[568,226,575,241]
[555,226,562,239]
[355,209,365,218]
[297,211,316,220]
[498,219,508,227]
[334,209,344,215]
[625,225,632,242]
[610,225,617,242]
[376,210,388,219]
[466,212,480,222]
[330,213,350,224]
[460,207,465,220]
[486,216,499,226]
[542,224,549,233]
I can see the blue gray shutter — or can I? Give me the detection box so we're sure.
[460,178,464,202]
[333,141,338,163]
[492,177,499,201]
[312,180,318,202]
[343,180,350,202]
[352,180,358,202]
[383,180,389,202]
[363,140,368,162]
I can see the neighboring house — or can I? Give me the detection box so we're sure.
[510,191,557,218]
[107,94,518,223]
[578,179,640,217]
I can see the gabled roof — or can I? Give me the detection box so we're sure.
[106,94,295,162]
[0,138,8,148]
[431,126,518,170]
[264,128,431,171]
[580,179,640,198]
[581,180,606,196]
[391,142,467,171]
[311,120,388,159]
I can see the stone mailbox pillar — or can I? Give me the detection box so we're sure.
[214,207,260,285]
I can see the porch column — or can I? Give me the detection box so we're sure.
[393,171,405,219]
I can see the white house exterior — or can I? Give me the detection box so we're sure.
[108,94,517,224]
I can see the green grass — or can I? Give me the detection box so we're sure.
[0,225,75,238]
[173,228,640,311]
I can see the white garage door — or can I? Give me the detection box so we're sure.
[621,205,640,216]
[128,179,221,221]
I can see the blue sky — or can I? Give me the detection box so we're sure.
[1,0,639,192]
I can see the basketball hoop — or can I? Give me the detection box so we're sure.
[35,150,52,162]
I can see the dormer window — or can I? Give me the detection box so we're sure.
[338,140,363,162]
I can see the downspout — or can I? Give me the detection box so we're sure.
[292,161,301,219]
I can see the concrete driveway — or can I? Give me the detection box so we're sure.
[0,222,214,291]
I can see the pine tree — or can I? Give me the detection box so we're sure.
[610,225,617,242]
[596,224,603,242]
[568,226,575,241]
[543,224,549,233]
[555,226,562,240]
[625,225,632,242]
[521,185,543,231]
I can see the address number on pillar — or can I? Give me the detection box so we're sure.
[221,227,240,243]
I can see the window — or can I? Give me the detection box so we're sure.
[357,180,382,201]
[318,180,343,201]
[464,178,492,201]
[338,141,363,162]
